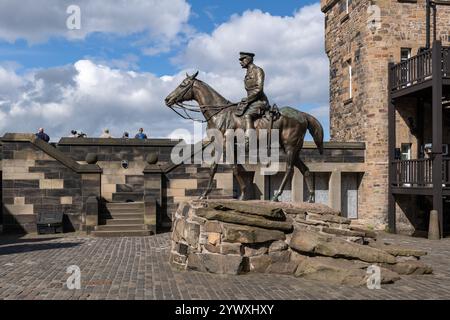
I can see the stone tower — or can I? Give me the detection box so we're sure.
[321,0,450,228]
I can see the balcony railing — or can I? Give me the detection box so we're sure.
[390,46,450,92]
[392,158,450,187]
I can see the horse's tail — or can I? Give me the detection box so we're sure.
[279,106,324,155]
[305,113,324,155]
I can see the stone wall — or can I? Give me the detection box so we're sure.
[57,138,179,202]
[0,134,367,234]
[321,0,450,228]
[1,134,101,233]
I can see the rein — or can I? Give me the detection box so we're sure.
[168,79,237,123]
[170,102,236,123]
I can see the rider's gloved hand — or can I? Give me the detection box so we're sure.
[238,98,247,108]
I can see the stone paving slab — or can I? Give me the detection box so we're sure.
[0,232,449,300]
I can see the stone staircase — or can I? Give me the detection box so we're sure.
[92,202,152,237]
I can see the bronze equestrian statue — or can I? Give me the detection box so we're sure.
[165,52,324,202]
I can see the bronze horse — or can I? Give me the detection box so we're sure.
[165,72,324,202]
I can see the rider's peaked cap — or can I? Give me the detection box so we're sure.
[239,52,255,59]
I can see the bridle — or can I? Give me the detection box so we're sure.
[168,78,236,123]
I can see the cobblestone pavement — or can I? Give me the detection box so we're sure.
[0,232,449,300]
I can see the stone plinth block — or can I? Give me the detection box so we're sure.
[169,199,433,286]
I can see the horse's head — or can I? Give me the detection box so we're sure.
[165,71,199,107]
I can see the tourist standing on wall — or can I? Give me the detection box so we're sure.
[100,129,113,138]
[122,132,129,139]
[35,128,50,143]
[135,128,148,139]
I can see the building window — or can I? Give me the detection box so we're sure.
[400,48,411,84]
[340,0,352,14]
[347,60,353,99]
[401,48,411,62]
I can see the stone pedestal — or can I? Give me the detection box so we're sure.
[170,199,433,286]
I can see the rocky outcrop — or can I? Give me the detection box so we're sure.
[169,199,433,286]
[289,230,397,264]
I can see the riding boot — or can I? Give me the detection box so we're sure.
[244,116,254,152]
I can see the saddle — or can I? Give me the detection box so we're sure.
[265,104,281,122]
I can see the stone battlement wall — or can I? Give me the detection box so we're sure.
[56,137,180,202]
[0,134,101,233]
[0,134,366,233]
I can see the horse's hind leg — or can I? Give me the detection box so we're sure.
[199,162,218,200]
[272,149,296,202]
[295,158,315,203]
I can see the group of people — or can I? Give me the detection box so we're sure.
[35,127,149,143]
[99,128,148,139]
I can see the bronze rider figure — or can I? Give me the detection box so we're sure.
[236,52,270,138]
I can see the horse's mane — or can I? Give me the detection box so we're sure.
[195,79,236,130]
[195,79,232,104]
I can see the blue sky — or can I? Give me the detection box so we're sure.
[0,0,329,141]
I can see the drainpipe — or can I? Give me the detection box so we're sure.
[426,0,431,49]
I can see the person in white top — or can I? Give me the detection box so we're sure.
[100,129,113,138]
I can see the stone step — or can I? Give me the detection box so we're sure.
[112,193,144,202]
[100,218,144,225]
[91,230,152,237]
[95,224,148,231]
[105,202,144,210]
[116,184,144,193]
[102,208,144,214]
[99,213,144,220]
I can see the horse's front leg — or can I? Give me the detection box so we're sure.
[233,164,252,201]
[199,162,218,200]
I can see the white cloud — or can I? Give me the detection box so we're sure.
[0,3,331,141]
[0,0,191,44]
[176,4,329,110]
[0,65,24,98]
[0,60,194,140]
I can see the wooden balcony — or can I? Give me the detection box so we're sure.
[390,158,450,195]
[389,45,450,97]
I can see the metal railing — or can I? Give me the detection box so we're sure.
[392,158,450,187]
[390,46,450,92]
[444,158,450,185]
[443,46,450,78]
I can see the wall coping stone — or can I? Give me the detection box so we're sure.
[143,140,212,174]
[1,133,102,173]
[57,137,183,147]
[142,141,366,174]
[304,141,365,150]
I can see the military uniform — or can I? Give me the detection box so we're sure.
[236,52,270,120]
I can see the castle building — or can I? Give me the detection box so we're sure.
[322,0,450,236]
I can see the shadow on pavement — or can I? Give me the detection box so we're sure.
[0,241,81,256]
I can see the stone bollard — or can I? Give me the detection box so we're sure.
[428,210,440,240]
